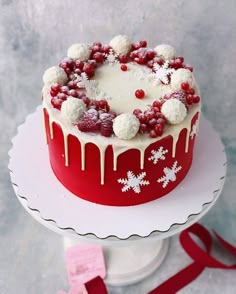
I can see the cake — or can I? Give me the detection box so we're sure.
[42,35,201,206]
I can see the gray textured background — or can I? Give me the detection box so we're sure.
[1,0,236,293]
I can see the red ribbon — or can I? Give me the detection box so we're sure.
[83,223,236,294]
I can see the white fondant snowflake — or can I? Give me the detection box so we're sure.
[104,49,120,65]
[95,90,112,101]
[157,161,182,188]
[76,73,98,97]
[118,171,150,194]
[190,119,200,139]
[149,61,175,85]
[148,147,168,164]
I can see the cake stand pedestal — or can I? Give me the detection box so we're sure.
[8,107,226,286]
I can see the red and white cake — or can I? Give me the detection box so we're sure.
[42,35,201,206]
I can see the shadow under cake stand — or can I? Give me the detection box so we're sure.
[8,107,227,286]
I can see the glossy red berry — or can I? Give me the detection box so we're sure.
[193,95,200,103]
[139,124,148,133]
[135,89,145,99]
[186,94,193,105]
[119,54,129,63]
[121,64,128,71]
[154,124,164,136]
[189,88,195,95]
[139,40,147,47]
[149,129,158,138]
[93,52,104,63]
[181,82,190,91]
[133,109,142,116]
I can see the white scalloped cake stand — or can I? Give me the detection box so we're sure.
[9,107,226,286]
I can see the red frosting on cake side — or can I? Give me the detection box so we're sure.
[44,108,199,206]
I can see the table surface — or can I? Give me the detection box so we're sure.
[0,1,236,293]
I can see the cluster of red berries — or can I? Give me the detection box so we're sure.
[59,58,96,79]
[133,101,166,138]
[163,82,200,108]
[130,48,156,65]
[78,107,116,137]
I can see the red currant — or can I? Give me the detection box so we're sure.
[189,88,195,95]
[139,124,148,133]
[139,40,147,47]
[193,95,200,103]
[181,82,190,91]
[121,64,128,71]
[135,89,145,99]
[186,94,193,105]
[154,124,164,136]
[149,130,158,138]
[93,52,104,63]
[119,54,129,63]
[133,109,142,115]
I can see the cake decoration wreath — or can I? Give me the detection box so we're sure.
[43,35,200,140]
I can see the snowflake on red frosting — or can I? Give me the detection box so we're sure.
[118,171,150,193]
[157,161,182,188]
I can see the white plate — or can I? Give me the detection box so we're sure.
[9,106,227,241]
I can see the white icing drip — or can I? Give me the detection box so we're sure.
[185,128,190,153]
[140,148,145,169]
[49,118,54,139]
[63,132,69,166]
[80,140,86,170]
[99,146,107,185]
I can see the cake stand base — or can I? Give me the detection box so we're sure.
[63,236,169,286]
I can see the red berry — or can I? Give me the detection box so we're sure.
[57,93,67,101]
[144,110,155,120]
[181,82,190,91]
[81,96,91,107]
[186,94,193,105]
[50,89,58,97]
[102,45,112,54]
[119,54,129,63]
[139,40,147,47]
[147,60,154,68]
[148,118,157,128]
[64,67,72,75]
[138,114,147,123]
[149,129,158,138]
[156,118,165,127]
[136,55,147,64]
[93,42,102,48]
[139,124,148,133]
[83,63,95,78]
[51,97,63,110]
[133,109,142,116]
[69,89,78,98]
[51,83,61,93]
[189,88,195,95]
[67,80,78,89]
[100,113,114,137]
[185,65,193,72]
[60,86,69,94]
[152,106,160,113]
[193,95,200,103]
[174,58,183,68]
[146,50,156,59]
[135,89,145,99]
[93,52,104,63]
[155,112,165,119]
[75,60,84,70]
[89,100,100,110]
[99,100,110,112]
[152,100,162,108]
[154,124,164,136]
[121,64,128,71]
[74,68,82,75]
[169,59,175,67]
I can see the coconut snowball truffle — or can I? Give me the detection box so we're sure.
[171,68,194,90]
[154,44,176,60]
[161,98,187,125]
[43,66,68,85]
[67,43,91,61]
[113,113,140,140]
[61,97,86,124]
[109,35,132,55]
